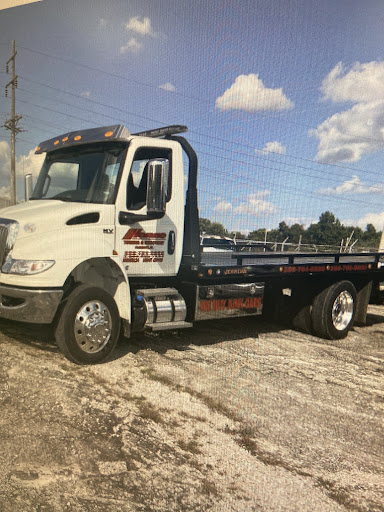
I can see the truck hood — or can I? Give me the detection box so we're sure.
[0,200,109,238]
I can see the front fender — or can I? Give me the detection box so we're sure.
[1,227,116,287]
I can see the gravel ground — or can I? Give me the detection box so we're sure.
[0,307,383,512]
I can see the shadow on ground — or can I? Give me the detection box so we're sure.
[1,306,384,363]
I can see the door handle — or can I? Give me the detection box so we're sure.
[168,231,176,255]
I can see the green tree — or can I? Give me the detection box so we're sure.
[306,211,346,247]
[248,228,268,241]
[288,223,306,244]
[361,223,381,248]
[199,217,228,236]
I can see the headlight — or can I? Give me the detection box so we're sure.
[2,259,55,275]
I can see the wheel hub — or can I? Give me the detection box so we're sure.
[332,291,353,331]
[74,300,112,353]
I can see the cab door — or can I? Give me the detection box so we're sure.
[115,137,185,277]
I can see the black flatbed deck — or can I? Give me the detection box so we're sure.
[197,249,384,281]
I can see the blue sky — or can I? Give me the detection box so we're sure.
[1,0,384,234]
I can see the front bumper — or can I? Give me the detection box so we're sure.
[0,285,63,324]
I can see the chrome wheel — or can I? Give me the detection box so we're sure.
[74,300,112,353]
[332,291,354,331]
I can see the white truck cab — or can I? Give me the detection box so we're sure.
[0,124,191,363]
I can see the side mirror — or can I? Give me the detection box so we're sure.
[25,174,33,201]
[146,158,169,214]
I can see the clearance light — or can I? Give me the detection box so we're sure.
[36,146,40,152]
[35,125,130,154]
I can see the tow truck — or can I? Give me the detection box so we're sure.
[0,124,382,363]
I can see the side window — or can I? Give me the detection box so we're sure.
[127,147,172,210]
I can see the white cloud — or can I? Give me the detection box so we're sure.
[81,91,91,98]
[120,37,143,54]
[214,200,232,212]
[318,174,384,195]
[321,61,384,104]
[159,82,176,92]
[0,141,10,164]
[281,216,315,229]
[0,141,44,179]
[98,18,107,27]
[0,142,45,200]
[215,74,294,113]
[357,212,384,231]
[125,16,155,37]
[0,185,9,197]
[311,100,384,163]
[19,148,45,179]
[312,61,384,163]
[234,191,277,215]
[256,141,286,155]
[319,175,368,195]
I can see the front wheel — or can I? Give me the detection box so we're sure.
[54,285,120,364]
[311,281,356,340]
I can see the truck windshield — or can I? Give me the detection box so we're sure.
[30,143,126,204]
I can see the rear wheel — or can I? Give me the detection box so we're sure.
[55,285,120,364]
[311,281,356,340]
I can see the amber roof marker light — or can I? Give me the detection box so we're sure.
[105,131,114,138]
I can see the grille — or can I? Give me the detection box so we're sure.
[0,225,9,265]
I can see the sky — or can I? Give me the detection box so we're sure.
[1,0,384,234]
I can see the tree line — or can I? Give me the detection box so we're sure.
[200,211,382,250]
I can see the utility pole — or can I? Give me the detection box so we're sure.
[3,40,22,205]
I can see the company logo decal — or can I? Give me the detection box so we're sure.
[122,228,167,264]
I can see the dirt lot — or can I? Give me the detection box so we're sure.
[0,307,383,512]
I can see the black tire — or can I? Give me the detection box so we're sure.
[311,281,356,340]
[54,285,120,364]
[292,305,312,334]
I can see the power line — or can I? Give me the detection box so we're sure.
[15,72,384,185]
[9,72,384,201]
[14,95,384,197]
[15,78,384,187]
[15,45,384,151]
[16,45,203,102]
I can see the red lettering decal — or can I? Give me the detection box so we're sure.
[200,300,212,312]
[244,297,262,309]
[283,266,297,273]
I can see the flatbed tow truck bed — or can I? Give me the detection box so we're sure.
[199,249,384,278]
